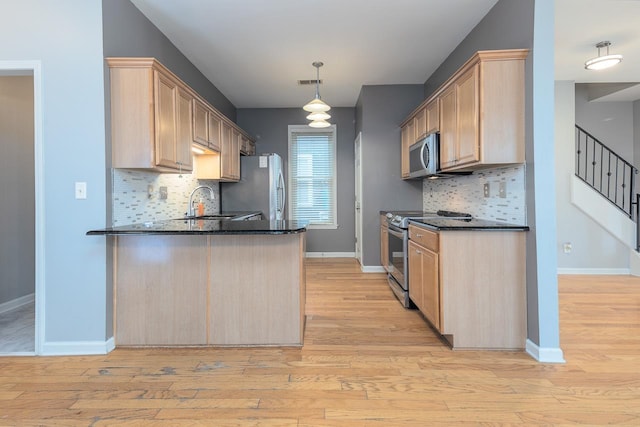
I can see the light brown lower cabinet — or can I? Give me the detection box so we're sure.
[114,233,306,347]
[408,240,440,331]
[408,224,526,349]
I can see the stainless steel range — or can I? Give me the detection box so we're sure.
[385,210,471,308]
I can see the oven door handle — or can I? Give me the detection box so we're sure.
[387,226,405,238]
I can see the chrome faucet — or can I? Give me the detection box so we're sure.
[187,185,215,217]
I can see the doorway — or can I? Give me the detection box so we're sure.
[0,62,42,355]
[354,132,363,265]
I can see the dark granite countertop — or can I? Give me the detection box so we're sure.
[408,217,529,231]
[87,218,308,236]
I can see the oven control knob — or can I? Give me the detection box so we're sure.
[393,215,402,223]
[386,212,393,219]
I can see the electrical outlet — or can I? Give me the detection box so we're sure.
[483,183,490,198]
[563,242,572,253]
[499,181,507,198]
[75,182,87,199]
[147,185,154,199]
[159,186,168,200]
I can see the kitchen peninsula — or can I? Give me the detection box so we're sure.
[88,218,307,347]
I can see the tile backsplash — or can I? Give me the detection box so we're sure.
[423,164,526,224]
[112,167,220,226]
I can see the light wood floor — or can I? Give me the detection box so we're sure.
[0,259,638,425]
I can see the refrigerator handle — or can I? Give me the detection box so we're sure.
[278,171,286,219]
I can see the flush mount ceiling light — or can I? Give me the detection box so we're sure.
[585,41,623,70]
[303,61,331,128]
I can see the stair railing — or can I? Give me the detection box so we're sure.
[575,125,637,219]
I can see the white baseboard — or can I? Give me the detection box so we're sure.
[361,266,386,273]
[0,293,35,314]
[305,252,355,258]
[526,339,565,363]
[42,337,115,356]
[106,336,115,353]
[558,268,630,275]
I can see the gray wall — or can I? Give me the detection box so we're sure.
[102,0,236,121]
[424,1,535,99]
[236,108,356,253]
[421,0,562,355]
[635,99,640,169]
[575,84,635,162]
[356,85,424,267]
[0,76,34,305]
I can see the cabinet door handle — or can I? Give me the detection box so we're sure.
[415,250,422,254]
[416,233,423,237]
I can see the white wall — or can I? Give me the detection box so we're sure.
[0,0,108,352]
[555,82,629,272]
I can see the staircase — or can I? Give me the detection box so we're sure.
[574,125,640,274]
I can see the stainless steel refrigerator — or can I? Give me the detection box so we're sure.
[220,153,286,220]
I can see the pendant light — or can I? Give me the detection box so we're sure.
[585,41,623,70]
[303,61,331,128]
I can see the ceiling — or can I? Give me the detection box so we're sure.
[555,0,640,102]
[130,0,499,108]
[131,0,640,108]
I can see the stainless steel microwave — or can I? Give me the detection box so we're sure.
[408,132,438,178]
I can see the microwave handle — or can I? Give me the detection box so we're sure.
[419,140,429,171]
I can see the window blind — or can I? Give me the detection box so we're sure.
[288,126,337,227]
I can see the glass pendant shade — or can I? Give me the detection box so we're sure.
[303,97,330,113]
[585,41,623,70]
[306,111,331,121]
[308,119,331,128]
[585,54,623,70]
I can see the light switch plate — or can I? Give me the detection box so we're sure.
[483,183,490,198]
[160,186,168,199]
[499,182,506,198]
[75,182,87,199]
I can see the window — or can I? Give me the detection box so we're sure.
[288,125,337,228]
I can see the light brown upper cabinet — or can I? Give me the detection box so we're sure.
[439,64,479,169]
[108,58,193,173]
[400,119,414,179]
[400,49,528,175]
[108,57,254,177]
[193,97,223,153]
[414,106,427,141]
[192,98,209,148]
[207,110,222,152]
[425,98,439,134]
[240,135,256,156]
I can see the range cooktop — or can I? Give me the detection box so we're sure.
[385,210,472,228]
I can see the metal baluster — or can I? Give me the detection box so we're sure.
[599,142,604,192]
[576,127,581,177]
[613,160,620,205]
[607,152,612,199]
[621,163,627,212]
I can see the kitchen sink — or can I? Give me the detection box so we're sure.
[183,214,237,220]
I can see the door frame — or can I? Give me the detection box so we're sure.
[354,132,363,265]
[0,61,44,355]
